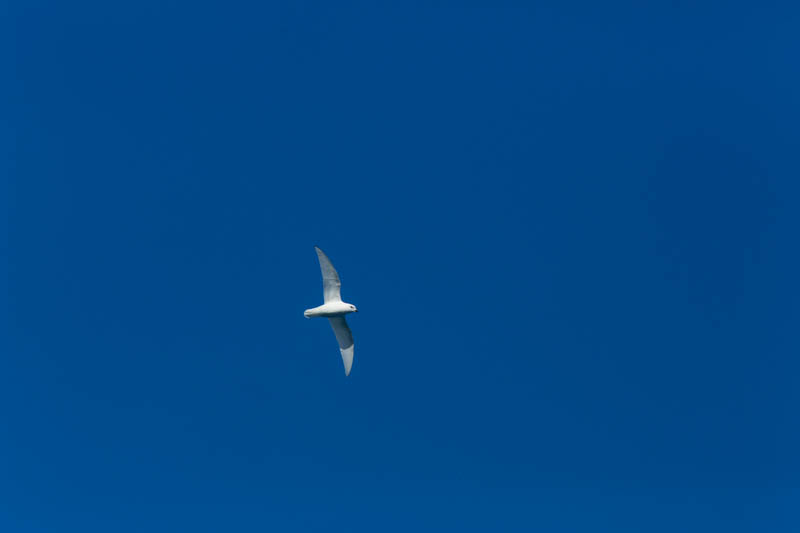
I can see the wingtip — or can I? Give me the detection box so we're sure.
[341,346,354,376]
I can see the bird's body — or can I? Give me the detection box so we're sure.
[305,247,358,376]
[304,301,357,318]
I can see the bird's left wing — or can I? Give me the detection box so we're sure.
[328,316,354,376]
[315,246,342,303]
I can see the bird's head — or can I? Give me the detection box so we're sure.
[349,304,358,313]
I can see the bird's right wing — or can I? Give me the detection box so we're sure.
[315,246,342,303]
[328,316,354,376]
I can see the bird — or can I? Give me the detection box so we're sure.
[304,246,358,376]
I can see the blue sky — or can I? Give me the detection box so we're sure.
[5,2,799,531]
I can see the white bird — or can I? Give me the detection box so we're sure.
[304,246,358,376]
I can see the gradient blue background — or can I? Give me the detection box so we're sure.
[6,2,799,531]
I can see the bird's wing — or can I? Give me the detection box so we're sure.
[315,246,342,303]
[328,316,354,376]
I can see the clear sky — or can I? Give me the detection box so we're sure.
[6,2,799,531]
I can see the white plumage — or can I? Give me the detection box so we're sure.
[304,247,358,376]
